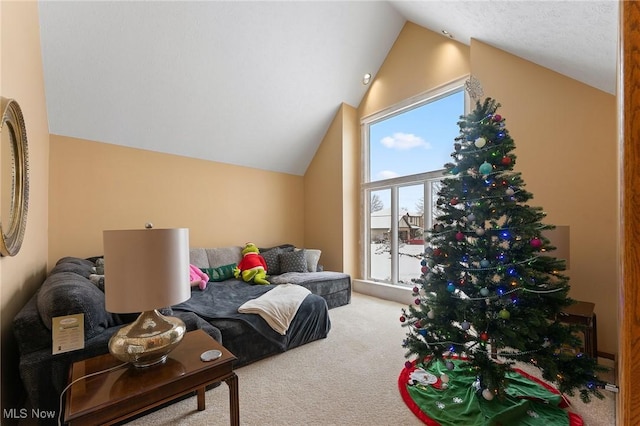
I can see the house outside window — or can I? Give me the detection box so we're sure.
[361,79,467,286]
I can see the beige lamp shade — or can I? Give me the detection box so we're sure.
[104,228,191,313]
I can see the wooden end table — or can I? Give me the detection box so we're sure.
[559,300,598,359]
[64,329,239,425]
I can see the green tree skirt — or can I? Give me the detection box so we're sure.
[399,358,582,426]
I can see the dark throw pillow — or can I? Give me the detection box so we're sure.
[279,249,308,273]
[262,248,281,275]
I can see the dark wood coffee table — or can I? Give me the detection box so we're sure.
[64,329,238,425]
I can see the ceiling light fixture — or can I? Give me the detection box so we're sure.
[362,73,372,85]
[441,30,454,39]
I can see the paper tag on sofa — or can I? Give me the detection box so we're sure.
[52,314,85,354]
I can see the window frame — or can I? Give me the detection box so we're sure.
[360,77,470,285]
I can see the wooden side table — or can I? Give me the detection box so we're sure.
[559,300,598,359]
[64,329,239,425]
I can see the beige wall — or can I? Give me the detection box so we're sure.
[304,103,359,276]
[49,135,305,265]
[1,0,50,411]
[470,39,618,355]
[341,104,359,277]
[359,21,471,119]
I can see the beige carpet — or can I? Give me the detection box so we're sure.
[127,292,616,426]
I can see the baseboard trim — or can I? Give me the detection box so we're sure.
[598,351,616,360]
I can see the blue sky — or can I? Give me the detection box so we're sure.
[369,90,464,212]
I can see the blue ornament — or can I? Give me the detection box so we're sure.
[419,329,428,336]
[479,162,493,175]
[447,283,456,293]
[499,230,512,240]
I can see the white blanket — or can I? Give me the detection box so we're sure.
[238,284,311,335]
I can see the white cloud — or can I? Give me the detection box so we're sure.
[377,170,399,180]
[380,132,431,150]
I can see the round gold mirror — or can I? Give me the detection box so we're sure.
[0,97,29,256]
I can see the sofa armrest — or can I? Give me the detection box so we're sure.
[13,292,52,355]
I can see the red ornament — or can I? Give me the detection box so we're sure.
[493,114,502,122]
[433,248,442,257]
[450,197,459,206]
[455,231,465,241]
[400,316,406,323]
[480,332,489,341]
[530,237,542,248]
[501,156,512,165]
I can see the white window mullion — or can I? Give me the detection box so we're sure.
[390,186,399,284]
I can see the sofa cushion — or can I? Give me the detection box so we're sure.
[206,246,242,268]
[280,249,308,273]
[36,271,115,340]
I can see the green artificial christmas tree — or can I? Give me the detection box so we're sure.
[400,97,605,404]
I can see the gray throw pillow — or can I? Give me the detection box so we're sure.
[280,249,308,273]
[302,249,322,272]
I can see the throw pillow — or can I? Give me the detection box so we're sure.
[303,249,322,272]
[280,249,308,273]
[262,248,281,275]
[201,264,237,282]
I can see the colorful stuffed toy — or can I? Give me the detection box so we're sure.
[234,242,270,285]
[189,264,209,290]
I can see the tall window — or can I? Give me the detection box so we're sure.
[362,80,467,286]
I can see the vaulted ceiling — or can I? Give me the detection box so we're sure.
[38,1,618,176]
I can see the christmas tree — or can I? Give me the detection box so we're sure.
[400,97,604,403]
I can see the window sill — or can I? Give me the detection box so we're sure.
[353,279,415,305]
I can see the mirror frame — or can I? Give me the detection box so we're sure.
[0,97,29,256]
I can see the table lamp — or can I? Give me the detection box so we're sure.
[104,226,191,367]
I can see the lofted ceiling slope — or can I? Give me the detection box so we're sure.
[38,1,618,176]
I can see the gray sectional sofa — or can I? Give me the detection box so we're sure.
[182,245,351,367]
[12,245,351,424]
